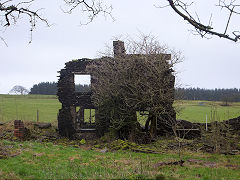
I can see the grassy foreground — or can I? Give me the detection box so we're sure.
[0,94,240,123]
[0,139,240,179]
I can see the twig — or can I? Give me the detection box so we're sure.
[164,0,240,42]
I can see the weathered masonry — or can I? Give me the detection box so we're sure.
[57,41,175,138]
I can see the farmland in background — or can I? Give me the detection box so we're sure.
[0,94,60,123]
[175,100,240,123]
[0,94,240,123]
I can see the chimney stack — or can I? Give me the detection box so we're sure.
[113,41,125,58]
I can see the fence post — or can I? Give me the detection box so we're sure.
[90,109,92,124]
[37,109,39,122]
[206,114,208,131]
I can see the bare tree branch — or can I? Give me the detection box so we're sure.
[0,35,8,46]
[0,0,49,43]
[63,0,113,25]
[0,0,112,44]
[164,0,240,42]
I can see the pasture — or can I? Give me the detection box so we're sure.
[0,94,60,123]
[176,100,240,123]
[0,94,239,123]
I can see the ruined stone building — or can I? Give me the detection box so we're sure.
[57,41,175,138]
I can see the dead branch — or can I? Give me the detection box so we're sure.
[164,0,240,42]
[153,160,185,168]
[63,0,113,25]
[0,0,112,43]
[0,35,8,46]
[0,0,49,43]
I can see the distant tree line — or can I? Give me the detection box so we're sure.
[29,82,58,95]
[30,82,240,102]
[29,82,90,95]
[175,88,240,102]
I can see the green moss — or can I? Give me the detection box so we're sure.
[94,144,101,148]
[79,139,86,145]
[106,139,159,153]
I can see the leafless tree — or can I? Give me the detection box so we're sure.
[9,85,29,95]
[87,35,183,140]
[161,0,240,42]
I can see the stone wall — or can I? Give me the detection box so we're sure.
[57,41,176,138]
[57,59,94,138]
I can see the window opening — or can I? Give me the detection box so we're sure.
[76,107,95,124]
[74,74,91,92]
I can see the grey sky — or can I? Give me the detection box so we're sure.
[0,0,239,94]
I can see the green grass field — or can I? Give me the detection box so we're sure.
[0,94,240,123]
[0,139,240,179]
[1,95,240,179]
[0,94,61,123]
[176,100,240,123]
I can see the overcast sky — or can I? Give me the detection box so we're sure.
[0,0,239,94]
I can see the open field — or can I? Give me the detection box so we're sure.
[0,94,240,123]
[0,94,61,123]
[176,100,240,123]
[0,139,240,179]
